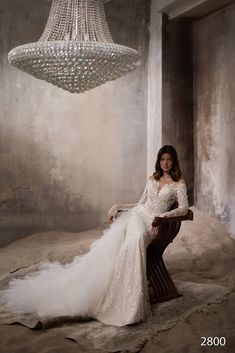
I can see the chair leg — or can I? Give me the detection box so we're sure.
[147,257,182,303]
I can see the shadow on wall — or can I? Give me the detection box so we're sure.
[0,130,102,248]
[0,0,150,247]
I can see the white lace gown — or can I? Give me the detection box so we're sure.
[0,178,188,327]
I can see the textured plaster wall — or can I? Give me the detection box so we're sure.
[0,0,150,246]
[194,3,235,237]
[147,7,194,205]
[147,0,162,176]
[162,16,194,205]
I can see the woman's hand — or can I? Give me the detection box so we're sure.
[108,204,120,222]
[151,226,159,237]
[151,216,162,227]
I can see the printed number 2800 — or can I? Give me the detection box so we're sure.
[201,337,226,346]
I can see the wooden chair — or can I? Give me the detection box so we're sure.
[147,204,194,304]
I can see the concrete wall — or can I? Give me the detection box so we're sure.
[0,0,150,246]
[147,5,194,204]
[194,3,235,237]
[162,16,194,205]
[147,0,163,176]
[148,0,235,236]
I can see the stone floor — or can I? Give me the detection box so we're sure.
[0,207,234,353]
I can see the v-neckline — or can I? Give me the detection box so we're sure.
[154,179,176,194]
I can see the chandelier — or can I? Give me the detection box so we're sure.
[8,0,142,94]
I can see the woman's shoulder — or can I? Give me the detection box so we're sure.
[148,175,186,185]
[176,178,186,183]
[175,178,186,187]
[148,175,155,182]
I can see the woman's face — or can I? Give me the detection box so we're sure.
[160,153,173,173]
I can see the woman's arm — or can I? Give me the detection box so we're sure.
[158,179,189,218]
[108,178,150,219]
[108,203,137,218]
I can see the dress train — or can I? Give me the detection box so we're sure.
[0,209,153,326]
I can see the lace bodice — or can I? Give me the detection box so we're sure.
[118,177,189,226]
[137,177,188,218]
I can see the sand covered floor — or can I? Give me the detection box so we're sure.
[0,207,235,353]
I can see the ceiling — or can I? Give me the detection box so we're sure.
[158,0,235,18]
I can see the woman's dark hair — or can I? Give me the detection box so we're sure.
[153,145,182,181]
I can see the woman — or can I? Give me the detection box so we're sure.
[0,145,188,327]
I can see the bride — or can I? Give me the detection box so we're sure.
[0,145,188,327]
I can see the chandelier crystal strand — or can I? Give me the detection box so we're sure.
[8,0,141,94]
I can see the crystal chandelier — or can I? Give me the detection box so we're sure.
[8,0,142,94]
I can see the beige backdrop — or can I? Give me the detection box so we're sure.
[0,0,149,246]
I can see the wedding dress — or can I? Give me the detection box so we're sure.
[0,177,188,327]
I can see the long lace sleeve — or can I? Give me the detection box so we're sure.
[116,179,149,211]
[159,179,189,218]
[137,179,149,205]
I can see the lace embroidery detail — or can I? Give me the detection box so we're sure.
[135,178,189,226]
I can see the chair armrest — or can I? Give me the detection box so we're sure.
[152,209,194,227]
